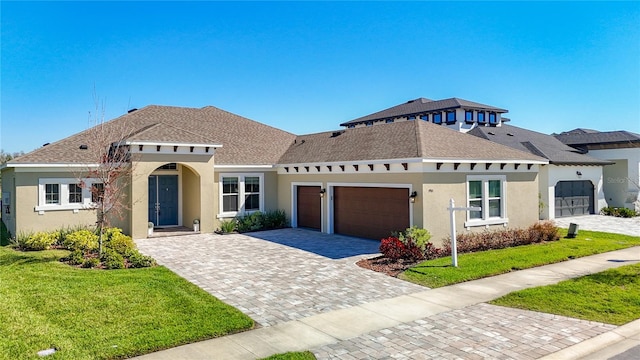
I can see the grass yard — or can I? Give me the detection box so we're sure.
[260,351,317,360]
[0,246,254,360]
[491,263,640,325]
[401,229,640,288]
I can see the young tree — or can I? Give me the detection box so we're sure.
[79,97,137,255]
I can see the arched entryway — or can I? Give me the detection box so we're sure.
[147,163,201,228]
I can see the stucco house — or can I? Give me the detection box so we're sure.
[1,101,549,245]
[555,129,640,212]
[468,125,610,219]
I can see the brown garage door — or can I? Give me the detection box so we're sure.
[334,186,409,240]
[297,186,321,230]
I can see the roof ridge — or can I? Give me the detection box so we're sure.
[157,121,219,143]
[520,141,549,159]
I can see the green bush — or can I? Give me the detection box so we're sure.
[103,228,136,256]
[235,209,289,233]
[261,209,289,230]
[63,230,99,252]
[16,231,59,251]
[236,212,264,232]
[101,249,125,270]
[67,250,85,265]
[128,250,157,268]
[218,219,237,233]
[601,206,639,218]
[82,257,100,268]
[397,226,432,251]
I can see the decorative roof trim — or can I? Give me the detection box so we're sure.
[2,163,100,169]
[422,159,548,165]
[124,141,222,148]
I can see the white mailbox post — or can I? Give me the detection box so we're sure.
[447,198,481,267]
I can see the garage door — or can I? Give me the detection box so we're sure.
[555,181,594,217]
[334,187,410,240]
[297,186,321,230]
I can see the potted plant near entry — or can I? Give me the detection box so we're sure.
[193,219,200,232]
[148,222,154,237]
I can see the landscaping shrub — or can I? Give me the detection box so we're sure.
[381,227,439,261]
[442,221,560,255]
[103,227,135,256]
[66,250,85,265]
[218,219,237,233]
[101,249,125,269]
[82,257,100,268]
[236,212,264,232]
[63,229,99,253]
[16,231,59,251]
[261,209,289,230]
[379,236,430,262]
[601,206,639,218]
[398,226,432,251]
[128,250,157,268]
[232,209,289,233]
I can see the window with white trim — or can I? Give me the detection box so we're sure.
[466,175,507,226]
[219,174,264,216]
[45,184,60,204]
[68,183,83,204]
[37,178,101,211]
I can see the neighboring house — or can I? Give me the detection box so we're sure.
[555,129,640,212]
[340,97,509,133]
[468,125,611,219]
[1,102,549,245]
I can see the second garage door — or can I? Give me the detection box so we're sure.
[334,186,410,240]
[554,180,594,217]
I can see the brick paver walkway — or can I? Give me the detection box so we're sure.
[553,214,640,237]
[136,229,425,327]
[312,303,616,360]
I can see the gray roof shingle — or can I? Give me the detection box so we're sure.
[278,120,547,164]
[554,129,640,146]
[10,105,296,165]
[468,125,611,165]
[340,97,508,126]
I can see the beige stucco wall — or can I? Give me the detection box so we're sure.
[130,153,215,239]
[277,170,539,247]
[7,170,99,235]
[423,171,539,246]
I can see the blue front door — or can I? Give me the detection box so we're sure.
[148,175,178,226]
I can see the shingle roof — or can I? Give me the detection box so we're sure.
[340,97,508,126]
[468,125,611,165]
[554,129,640,146]
[278,120,547,164]
[10,105,296,165]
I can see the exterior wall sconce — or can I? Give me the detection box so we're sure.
[576,171,582,176]
[409,191,418,203]
[319,188,326,198]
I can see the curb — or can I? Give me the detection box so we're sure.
[539,318,640,359]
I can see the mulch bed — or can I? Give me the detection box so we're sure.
[356,256,419,277]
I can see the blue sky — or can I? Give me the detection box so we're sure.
[2,1,639,154]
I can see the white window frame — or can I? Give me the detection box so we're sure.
[465,175,508,227]
[218,173,264,218]
[36,178,102,212]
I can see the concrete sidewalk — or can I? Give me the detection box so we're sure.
[134,246,640,360]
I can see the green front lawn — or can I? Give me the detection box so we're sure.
[491,263,640,325]
[260,351,317,360]
[401,229,640,288]
[0,247,254,359]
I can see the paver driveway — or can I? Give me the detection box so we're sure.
[135,228,425,327]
